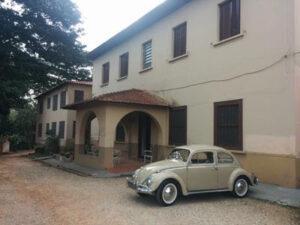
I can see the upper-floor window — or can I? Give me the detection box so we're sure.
[142,40,152,69]
[38,99,43,114]
[219,0,241,41]
[74,90,84,103]
[60,91,66,108]
[52,95,58,111]
[173,22,187,58]
[47,97,51,109]
[102,62,110,85]
[214,99,243,150]
[119,52,129,78]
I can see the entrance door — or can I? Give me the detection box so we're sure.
[138,114,151,158]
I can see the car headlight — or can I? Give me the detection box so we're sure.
[144,176,153,187]
[133,169,140,179]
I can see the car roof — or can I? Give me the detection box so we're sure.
[175,145,227,154]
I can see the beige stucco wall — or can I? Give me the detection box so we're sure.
[36,83,92,146]
[91,0,298,158]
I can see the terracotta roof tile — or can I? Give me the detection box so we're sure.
[64,89,170,109]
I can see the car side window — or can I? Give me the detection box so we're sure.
[217,152,234,164]
[191,152,214,164]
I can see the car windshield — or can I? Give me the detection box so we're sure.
[168,149,190,162]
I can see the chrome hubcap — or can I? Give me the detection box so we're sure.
[162,183,177,204]
[235,179,248,197]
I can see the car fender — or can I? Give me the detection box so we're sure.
[151,170,188,195]
[228,168,253,191]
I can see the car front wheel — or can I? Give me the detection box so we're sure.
[233,177,249,198]
[156,181,179,206]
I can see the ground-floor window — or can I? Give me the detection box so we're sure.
[214,99,243,150]
[37,123,42,137]
[58,121,65,139]
[169,106,187,146]
[116,124,125,143]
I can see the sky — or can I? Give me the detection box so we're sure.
[74,0,165,51]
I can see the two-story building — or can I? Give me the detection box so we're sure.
[36,81,92,148]
[64,0,300,188]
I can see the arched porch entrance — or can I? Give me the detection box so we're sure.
[113,111,162,166]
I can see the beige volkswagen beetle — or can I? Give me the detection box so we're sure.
[127,145,258,206]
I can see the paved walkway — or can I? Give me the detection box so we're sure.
[38,156,300,208]
[39,158,133,178]
[249,183,300,208]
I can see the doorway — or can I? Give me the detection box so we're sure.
[138,113,151,158]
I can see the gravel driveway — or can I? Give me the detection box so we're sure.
[0,153,299,225]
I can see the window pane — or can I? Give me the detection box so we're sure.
[60,91,66,108]
[191,152,214,164]
[38,99,43,114]
[173,23,187,58]
[102,62,110,84]
[214,100,242,150]
[120,53,129,77]
[52,95,58,111]
[143,41,152,69]
[169,106,187,146]
[74,90,84,103]
[218,152,234,164]
[116,124,125,142]
[59,121,65,139]
[219,0,240,40]
[72,121,76,139]
[51,122,57,136]
[47,97,51,109]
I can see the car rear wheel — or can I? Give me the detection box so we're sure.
[156,181,178,206]
[233,178,249,198]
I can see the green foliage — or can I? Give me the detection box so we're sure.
[9,104,37,150]
[45,135,60,154]
[0,0,91,136]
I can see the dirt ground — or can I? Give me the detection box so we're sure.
[0,152,299,225]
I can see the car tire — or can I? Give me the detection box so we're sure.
[233,177,249,198]
[156,180,179,206]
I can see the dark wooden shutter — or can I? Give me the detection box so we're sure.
[51,122,57,136]
[143,41,152,69]
[120,53,129,78]
[102,62,110,84]
[52,95,58,111]
[219,0,240,41]
[38,99,43,114]
[72,121,76,139]
[47,97,51,109]
[38,123,42,137]
[74,90,84,103]
[60,91,66,108]
[46,123,50,135]
[214,99,243,150]
[173,22,187,58]
[169,106,187,146]
[58,121,65,139]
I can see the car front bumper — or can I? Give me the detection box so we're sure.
[127,177,153,195]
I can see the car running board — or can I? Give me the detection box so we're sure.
[186,188,230,196]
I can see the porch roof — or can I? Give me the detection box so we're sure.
[63,89,170,110]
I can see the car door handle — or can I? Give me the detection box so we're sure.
[214,166,218,171]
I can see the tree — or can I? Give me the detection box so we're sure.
[0,0,90,135]
[9,103,37,150]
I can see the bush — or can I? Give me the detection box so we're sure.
[45,135,60,154]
